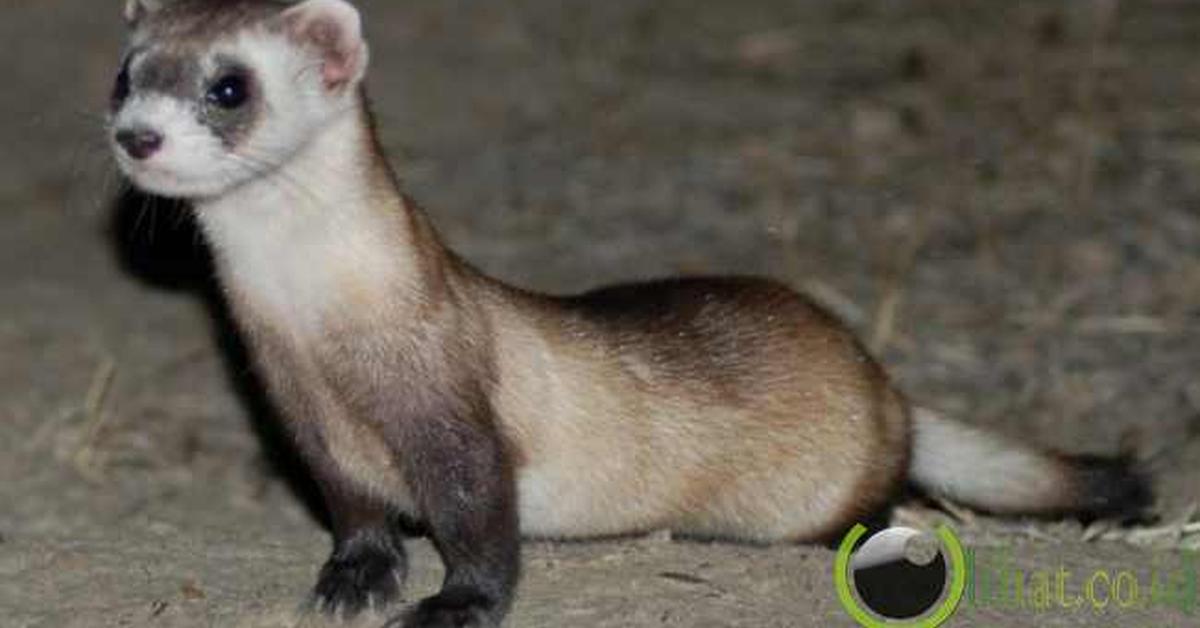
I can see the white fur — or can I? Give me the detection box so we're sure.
[196,111,409,340]
[910,407,1068,513]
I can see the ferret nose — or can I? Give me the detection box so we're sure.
[115,127,163,160]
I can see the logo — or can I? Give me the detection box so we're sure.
[834,524,967,627]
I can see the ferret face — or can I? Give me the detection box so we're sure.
[110,0,368,200]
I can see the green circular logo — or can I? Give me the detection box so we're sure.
[834,524,967,627]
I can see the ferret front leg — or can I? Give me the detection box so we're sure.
[388,411,520,628]
[312,484,409,617]
[293,424,409,617]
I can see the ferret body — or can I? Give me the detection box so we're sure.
[110,1,1151,626]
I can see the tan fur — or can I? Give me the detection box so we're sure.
[319,400,411,508]
[486,283,911,542]
[233,307,418,511]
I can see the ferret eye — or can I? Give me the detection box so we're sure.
[205,74,249,109]
[112,62,131,107]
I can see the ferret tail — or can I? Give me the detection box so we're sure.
[908,407,1153,521]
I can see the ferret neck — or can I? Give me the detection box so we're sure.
[192,99,450,329]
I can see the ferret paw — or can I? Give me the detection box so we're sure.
[311,533,407,618]
[388,587,499,628]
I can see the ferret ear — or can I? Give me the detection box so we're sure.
[124,0,163,24]
[281,0,369,91]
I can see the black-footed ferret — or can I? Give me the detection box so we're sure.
[109,1,1152,626]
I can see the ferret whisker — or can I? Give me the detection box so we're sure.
[128,193,157,244]
[227,151,331,210]
[290,60,326,85]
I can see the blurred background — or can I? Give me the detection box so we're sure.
[1,1,1197,626]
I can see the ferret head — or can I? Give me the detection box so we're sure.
[110,0,369,199]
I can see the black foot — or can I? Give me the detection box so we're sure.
[312,531,407,617]
[390,587,499,628]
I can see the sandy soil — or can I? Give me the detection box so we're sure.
[2,1,1198,627]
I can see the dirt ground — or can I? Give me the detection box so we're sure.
[2,1,1199,627]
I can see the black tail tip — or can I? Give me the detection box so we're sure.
[1069,455,1156,525]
